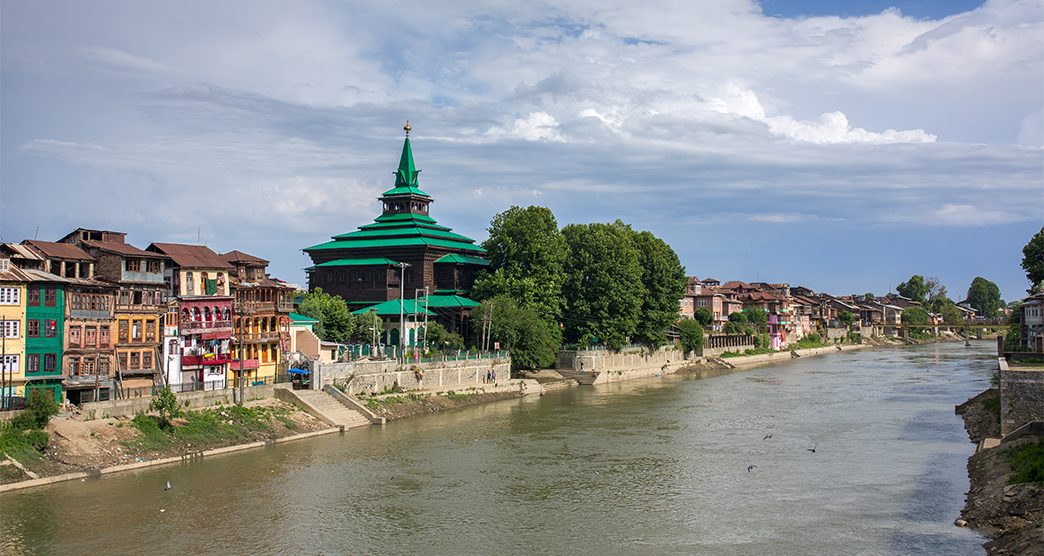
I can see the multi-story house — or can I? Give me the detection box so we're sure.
[22,269,68,403]
[1019,293,1044,351]
[694,287,728,331]
[147,243,234,391]
[221,250,294,384]
[60,229,169,392]
[679,276,701,320]
[20,240,115,404]
[0,260,31,407]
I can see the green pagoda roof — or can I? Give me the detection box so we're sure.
[424,294,481,309]
[289,312,319,324]
[352,298,435,316]
[381,136,430,198]
[305,236,486,253]
[312,257,400,268]
[434,254,490,266]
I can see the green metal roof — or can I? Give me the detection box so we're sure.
[381,138,431,198]
[358,220,452,232]
[434,289,470,295]
[352,298,435,316]
[305,236,486,253]
[289,312,319,324]
[373,212,438,224]
[313,257,400,267]
[333,228,477,242]
[434,254,490,266]
[424,295,481,309]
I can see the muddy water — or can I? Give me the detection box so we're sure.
[1,342,993,555]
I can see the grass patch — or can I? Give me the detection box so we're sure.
[445,391,475,402]
[125,404,291,454]
[0,422,48,464]
[1007,441,1044,484]
[720,347,776,358]
[981,397,1001,418]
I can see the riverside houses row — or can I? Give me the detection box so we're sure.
[0,229,293,408]
[678,276,965,348]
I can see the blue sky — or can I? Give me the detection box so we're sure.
[1,0,1041,302]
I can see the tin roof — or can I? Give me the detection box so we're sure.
[220,250,269,265]
[147,243,233,269]
[82,239,167,259]
[22,240,95,261]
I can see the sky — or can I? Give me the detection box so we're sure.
[1,0,1042,303]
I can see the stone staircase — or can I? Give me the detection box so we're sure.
[275,388,374,431]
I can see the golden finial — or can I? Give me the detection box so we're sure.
[403,120,412,138]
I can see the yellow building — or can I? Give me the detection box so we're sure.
[0,260,31,401]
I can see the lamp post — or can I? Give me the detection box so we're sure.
[397,262,410,363]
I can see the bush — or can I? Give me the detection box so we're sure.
[1007,441,1044,484]
[677,319,704,356]
[150,386,182,424]
[17,390,59,430]
[24,429,49,450]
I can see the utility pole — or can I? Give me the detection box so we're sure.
[397,262,410,363]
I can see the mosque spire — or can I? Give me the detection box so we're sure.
[394,121,420,188]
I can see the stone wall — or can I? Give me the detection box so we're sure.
[703,334,755,357]
[313,356,512,396]
[79,384,275,420]
[999,357,1044,436]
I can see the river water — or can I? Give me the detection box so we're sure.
[2,342,995,555]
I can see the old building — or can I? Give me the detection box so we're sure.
[147,243,234,391]
[304,124,487,345]
[20,240,116,404]
[221,250,294,383]
[21,269,69,403]
[0,260,31,407]
[61,229,169,392]
[1019,293,1044,351]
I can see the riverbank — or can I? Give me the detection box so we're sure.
[957,388,1044,555]
[358,384,528,421]
[0,398,332,492]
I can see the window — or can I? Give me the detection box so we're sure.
[85,327,97,347]
[99,326,110,345]
[185,272,195,295]
[130,352,140,369]
[147,260,160,273]
[118,320,129,343]
[0,287,20,305]
[98,358,110,374]
[69,326,81,346]
[1,355,19,373]
[28,286,40,306]
[143,351,153,369]
[44,287,56,306]
[68,359,79,375]
[28,319,40,337]
[145,319,156,342]
[44,320,56,338]
[132,320,142,341]
[27,354,40,372]
[2,320,19,338]
[118,352,128,370]
[126,259,140,272]
[133,290,143,305]
[43,354,56,372]
[82,358,95,375]
[119,290,130,306]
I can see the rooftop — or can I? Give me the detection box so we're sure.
[22,240,94,262]
[148,243,233,269]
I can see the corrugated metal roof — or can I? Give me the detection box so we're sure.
[147,243,233,269]
[82,240,167,258]
[433,254,490,266]
[22,240,95,261]
[20,268,75,284]
[314,257,400,268]
[1,243,45,261]
[305,236,485,253]
[220,250,269,265]
[0,264,32,282]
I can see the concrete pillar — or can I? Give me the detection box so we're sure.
[997,335,1005,356]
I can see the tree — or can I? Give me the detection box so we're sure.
[1022,227,1044,293]
[677,319,704,357]
[474,297,557,370]
[631,229,687,348]
[472,206,568,329]
[966,277,1003,318]
[742,306,768,332]
[1004,303,1024,351]
[693,308,714,327]
[350,310,383,344]
[838,311,854,327]
[939,302,964,324]
[896,275,929,304]
[901,306,931,335]
[150,386,182,425]
[299,288,354,343]
[863,293,875,302]
[728,312,748,324]
[561,222,643,350]
[425,321,464,351]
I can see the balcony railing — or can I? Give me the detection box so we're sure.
[181,354,234,367]
[234,300,295,314]
[180,319,232,334]
[65,374,112,386]
[237,331,281,343]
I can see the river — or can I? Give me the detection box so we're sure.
[1,342,995,555]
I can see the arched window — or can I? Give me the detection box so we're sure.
[222,307,230,321]
[192,307,202,321]
[181,308,190,323]
[203,307,212,321]
[408,328,415,347]
[185,272,195,295]
[389,328,400,347]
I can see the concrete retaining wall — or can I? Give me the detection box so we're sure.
[725,344,867,368]
[79,384,276,420]
[315,357,512,396]
[999,357,1044,436]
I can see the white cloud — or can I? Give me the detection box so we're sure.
[886,204,1026,226]
[487,111,566,142]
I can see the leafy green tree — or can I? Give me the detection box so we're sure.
[475,297,557,370]
[728,312,748,325]
[693,308,714,327]
[350,310,383,344]
[901,306,931,335]
[631,229,687,347]
[472,206,568,329]
[1022,227,1044,293]
[1004,303,1024,351]
[742,306,768,332]
[966,277,1003,318]
[677,319,704,357]
[838,311,854,327]
[150,386,182,425]
[12,389,59,430]
[299,288,354,343]
[939,302,965,324]
[425,321,464,351]
[925,277,949,312]
[561,222,643,350]
[896,275,930,304]
[863,293,875,302]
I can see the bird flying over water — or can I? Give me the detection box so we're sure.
[165,480,172,491]
[805,444,817,454]
[763,433,773,440]
[747,465,757,472]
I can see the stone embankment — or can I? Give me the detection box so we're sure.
[957,388,1044,556]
